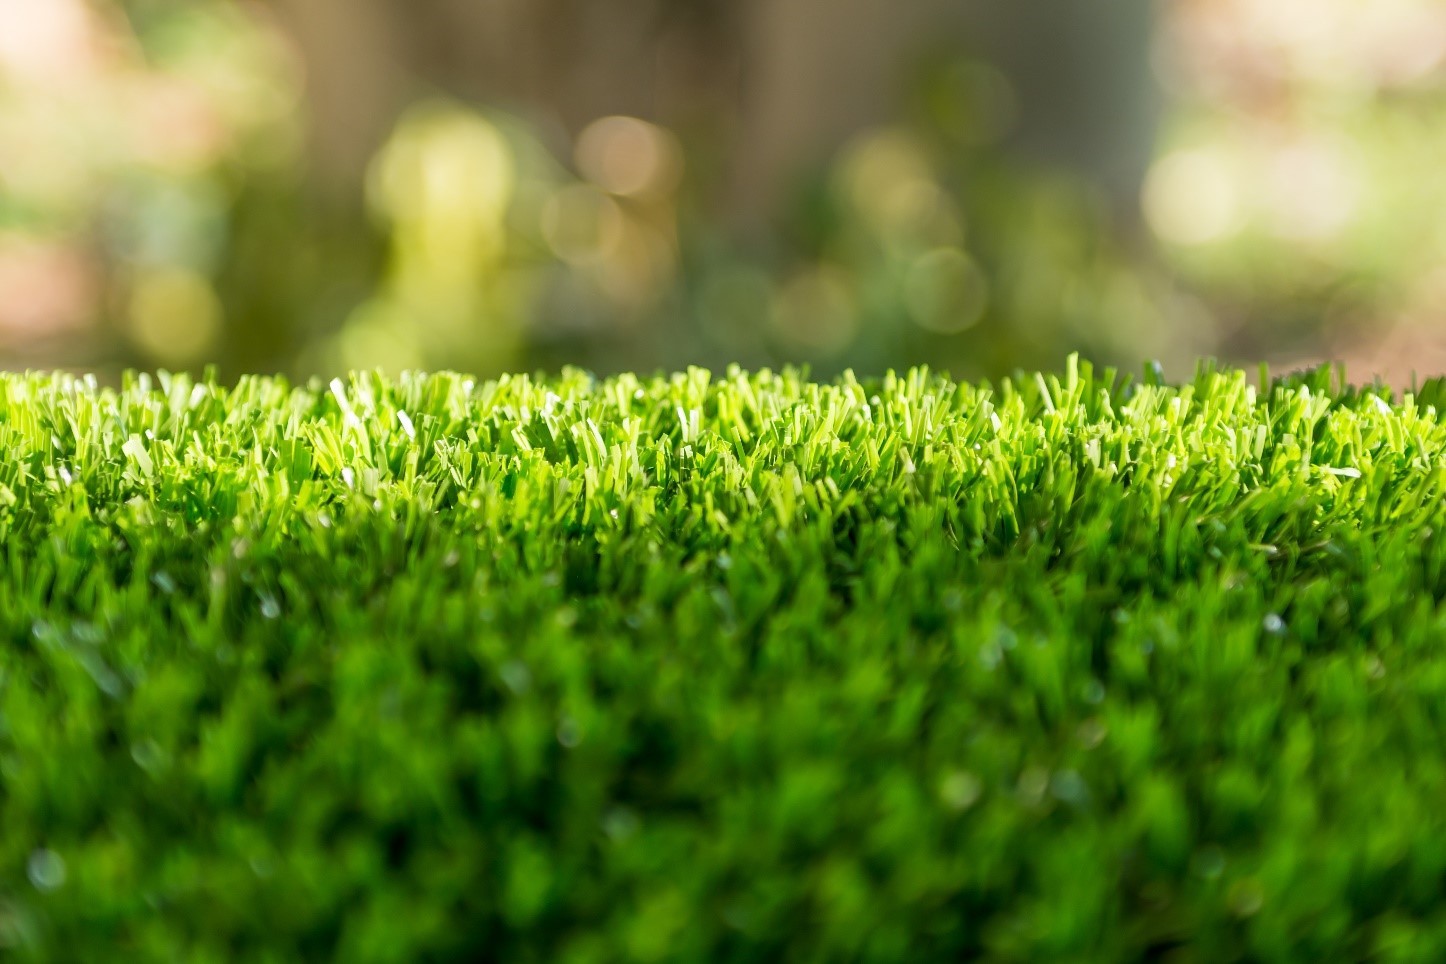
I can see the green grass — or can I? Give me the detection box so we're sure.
[2,357,1446,961]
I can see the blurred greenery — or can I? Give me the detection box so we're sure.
[0,0,1444,381]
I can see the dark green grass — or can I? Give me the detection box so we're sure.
[2,358,1445,961]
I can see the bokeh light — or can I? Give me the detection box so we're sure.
[1143,148,1243,246]
[770,266,858,357]
[905,248,989,335]
[0,0,1441,383]
[125,266,223,364]
[575,115,682,200]
[542,185,625,266]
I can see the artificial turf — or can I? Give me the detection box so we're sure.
[1,358,1445,961]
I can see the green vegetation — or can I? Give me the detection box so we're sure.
[3,359,1446,961]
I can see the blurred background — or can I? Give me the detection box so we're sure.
[1,0,1444,384]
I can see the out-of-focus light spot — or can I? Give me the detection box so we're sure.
[770,266,857,355]
[888,180,965,247]
[1242,0,1336,51]
[0,104,95,210]
[336,304,424,374]
[593,223,673,306]
[1170,0,1446,96]
[1227,877,1266,918]
[126,267,222,364]
[199,12,308,125]
[938,770,982,811]
[1143,149,1244,245]
[365,103,520,371]
[542,184,626,265]
[1357,6,1446,85]
[0,0,101,85]
[1264,141,1359,241]
[937,61,1018,146]
[905,247,989,334]
[837,129,944,240]
[134,78,228,173]
[575,116,682,199]
[0,238,96,338]
[116,180,231,273]
[26,849,65,892]
[369,103,515,242]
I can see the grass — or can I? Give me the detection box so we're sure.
[1,357,1445,961]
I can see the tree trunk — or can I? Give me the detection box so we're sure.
[269,0,1159,222]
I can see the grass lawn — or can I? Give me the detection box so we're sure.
[1,357,1444,960]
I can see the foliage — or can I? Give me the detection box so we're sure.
[1148,0,1446,358]
[1,359,1446,959]
[9,2,1446,380]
